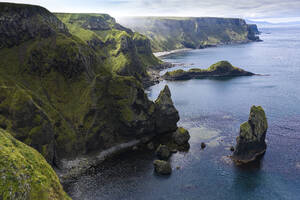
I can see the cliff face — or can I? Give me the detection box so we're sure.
[0,129,70,200]
[55,13,160,79]
[0,3,179,168]
[118,17,261,52]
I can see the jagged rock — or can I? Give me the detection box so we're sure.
[232,105,268,164]
[155,144,171,160]
[154,85,179,134]
[153,160,172,175]
[173,127,190,145]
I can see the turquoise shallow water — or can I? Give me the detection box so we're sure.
[67,27,300,200]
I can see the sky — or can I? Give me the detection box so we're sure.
[2,0,300,23]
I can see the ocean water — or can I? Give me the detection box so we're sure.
[67,26,300,200]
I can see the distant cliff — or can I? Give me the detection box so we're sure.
[118,17,261,52]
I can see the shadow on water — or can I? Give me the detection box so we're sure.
[231,155,265,197]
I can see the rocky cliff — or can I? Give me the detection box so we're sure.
[55,13,160,79]
[118,17,261,52]
[0,2,179,171]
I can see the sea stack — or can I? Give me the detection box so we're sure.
[155,85,180,134]
[232,105,268,164]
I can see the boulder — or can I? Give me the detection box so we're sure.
[173,127,190,145]
[154,85,179,134]
[232,105,268,163]
[201,142,206,149]
[155,144,171,160]
[153,160,172,175]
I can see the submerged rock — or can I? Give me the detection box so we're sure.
[173,127,190,145]
[154,85,180,134]
[163,61,254,81]
[155,144,171,160]
[232,105,268,164]
[153,160,172,175]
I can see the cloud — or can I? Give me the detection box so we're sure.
[1,0,300,22]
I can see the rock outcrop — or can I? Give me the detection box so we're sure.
[154,85,180,134]
[163,61,254,81]
[173,127,190,145]
[153,160,172,175]
[0,3,179,174]
[232,106,268,164]
[0,129,70,200]
[118,17,261,52]
[155,144,171,160]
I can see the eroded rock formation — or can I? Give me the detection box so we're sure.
[232,106,268,164]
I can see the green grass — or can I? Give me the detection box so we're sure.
[0,129,70,200]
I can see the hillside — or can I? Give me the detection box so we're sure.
[0,2,179,171]
[55,13,160,79]
[118,17,261,52]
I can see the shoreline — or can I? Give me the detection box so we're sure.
[153,48,193,58]
[153,40,262,58]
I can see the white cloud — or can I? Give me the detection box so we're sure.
[1,0,300,22]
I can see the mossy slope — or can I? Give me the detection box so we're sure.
[118,17,260,52]
[0,129,70,200]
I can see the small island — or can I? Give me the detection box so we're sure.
[163,61,254,80]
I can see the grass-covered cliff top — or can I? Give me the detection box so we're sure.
[0,129,70,200]
[164,61,254,80]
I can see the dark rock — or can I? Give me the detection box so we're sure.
[173,127,190,145]
[163,61,254,81]
[155,144,171,160]
[230,146,235,152]
[154,85,179,134]
[153,160,172,175]
[146,142,155,150]
[201,142,206,149]
[232,105,268,164]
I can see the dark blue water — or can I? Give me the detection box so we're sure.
[68,27,300,200]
